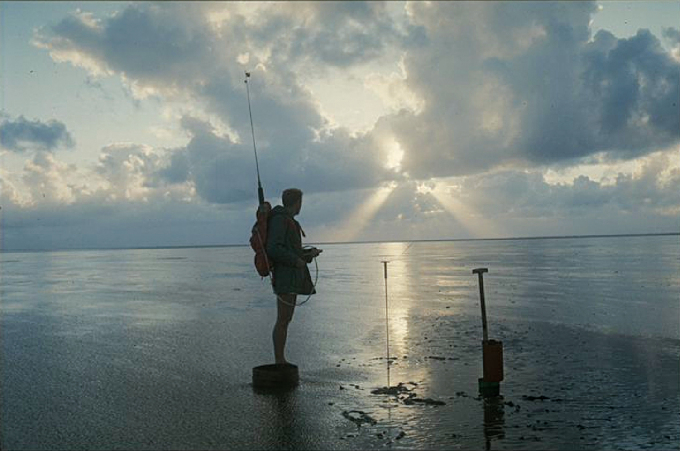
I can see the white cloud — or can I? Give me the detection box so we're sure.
[364,56,424,115]
[3,1,677,250]
[22,151,82,204]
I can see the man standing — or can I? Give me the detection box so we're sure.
[266,188,321,364]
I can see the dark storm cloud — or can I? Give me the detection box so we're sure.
[388,2,679,178]
[0,116,74,152]
[580,29,680,157]
[281,2,405,68]
[156,147,190,185]
[157,115,390,204]
[42,3,215,84]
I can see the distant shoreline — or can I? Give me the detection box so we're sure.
[2,232,678,254]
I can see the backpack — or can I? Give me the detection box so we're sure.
[250,203,307,278]
[250,202,273,277]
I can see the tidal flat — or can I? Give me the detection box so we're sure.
[2,236,678,449]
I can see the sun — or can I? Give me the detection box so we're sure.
[384,137,404,172]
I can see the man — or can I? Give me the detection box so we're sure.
[266,188,322,364]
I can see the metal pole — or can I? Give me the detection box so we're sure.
[382,260,390,388]
[473,268,489,342]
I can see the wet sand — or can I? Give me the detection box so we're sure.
[2,239,679,449]
[3,308,678,450]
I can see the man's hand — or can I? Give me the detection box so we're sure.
[302,247,323,262]
[308,248,323,258]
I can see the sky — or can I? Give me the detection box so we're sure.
[0,1,679,251]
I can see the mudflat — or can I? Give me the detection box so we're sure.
[2,237,678,449]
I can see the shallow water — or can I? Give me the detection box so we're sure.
[1,235,678,449]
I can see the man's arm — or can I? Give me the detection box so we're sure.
[267,215,302,267]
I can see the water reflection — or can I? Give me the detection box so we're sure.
[482,396,505,450]
[251,387,303,449]
[377,242,413,385]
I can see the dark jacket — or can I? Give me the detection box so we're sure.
[266,205,316,295]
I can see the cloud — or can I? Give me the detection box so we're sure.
[305,148,680,240]
[0,195,252,251]
[21,151,81,203]
[36,2,678,185]
[1,144,677,250]
[662,27,680,47]
[95,142,167,200]
[580,29,679,155]
[156,115,391,204]
[0,115,75,152]
[9,1,678,249]
[35,3,401,205]
[34,5,215,84]
[0,140,196,210]
[384,2,680,178]
[0,143,227,250]
[447,150,680,221]
[269,2,407,69]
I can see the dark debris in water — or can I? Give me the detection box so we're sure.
[370,382,416,395]
[404,397,446,406]
[371,381,445,406]
[522,395,550,401]
[342,410,377,427]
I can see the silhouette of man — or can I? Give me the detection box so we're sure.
[266,188,321,364]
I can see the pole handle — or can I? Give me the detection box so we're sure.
[473,268,489,342]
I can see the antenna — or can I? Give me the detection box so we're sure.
[245,71,264,205]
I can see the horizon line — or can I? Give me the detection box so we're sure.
[1,231,678,253]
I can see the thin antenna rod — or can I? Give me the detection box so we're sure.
[382,260,391,388]
[245,71,264,205]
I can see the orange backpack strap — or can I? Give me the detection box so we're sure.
[286,217,305,237]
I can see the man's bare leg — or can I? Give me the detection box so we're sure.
[273,294,296,364]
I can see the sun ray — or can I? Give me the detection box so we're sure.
[326,184,396,242]
[429,181,505,239]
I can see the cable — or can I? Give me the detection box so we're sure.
[273,256,319,307]
[256,227,318,307]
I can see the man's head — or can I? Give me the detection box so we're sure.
[282,188,303,215]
